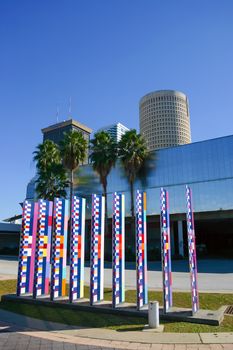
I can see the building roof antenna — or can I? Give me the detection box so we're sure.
[68,96,72,118]
[56,105,59,123]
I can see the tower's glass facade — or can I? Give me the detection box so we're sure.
[26,134,233,258]
[74,135,233,218]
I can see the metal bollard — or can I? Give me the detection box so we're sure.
[148,301,159,328]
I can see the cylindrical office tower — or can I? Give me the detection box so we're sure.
[139,90,191,151]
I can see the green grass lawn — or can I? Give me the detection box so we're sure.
[1,280,233,332]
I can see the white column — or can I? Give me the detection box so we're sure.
[178,221,184,257]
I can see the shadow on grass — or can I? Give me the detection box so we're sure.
[1,280,233,333]
[0,300,146,331]
[1,298,233,333]
[116,326,144,332]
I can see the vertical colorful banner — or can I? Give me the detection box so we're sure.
[160,188,172,313]
[33,200,53,298]
[50,198,69,300]
[90,194,105,305]
[186,185,199,314]
[135,190,148,310]
[112,192,125,307]
[69,196,86,302]
[17,200,38,296]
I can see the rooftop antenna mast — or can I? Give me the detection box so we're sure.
[68,96,72,118]
[56,105,59,123]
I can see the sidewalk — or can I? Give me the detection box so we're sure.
[0,309,233,349]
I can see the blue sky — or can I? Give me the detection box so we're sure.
[0,0,233,219]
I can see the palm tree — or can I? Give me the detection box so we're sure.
[60,130,87,225]
[89,131,118,219]
[33,139,61,172]
[33,140,68,200]
[35,164,68,200]
[118,129,148,218]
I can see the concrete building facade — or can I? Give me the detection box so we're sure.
[42,119,92,164]
[139,90,191,151]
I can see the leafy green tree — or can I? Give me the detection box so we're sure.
[33,140,68,200]
[118,129,148,218]
[89,131,118,218]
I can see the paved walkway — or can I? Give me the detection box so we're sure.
[0,309,232,349]
[1,258,233,292]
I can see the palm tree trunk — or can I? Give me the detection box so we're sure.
[102,177,108,235]
[103,179,107,217]
[69,169,73,302]
[130,179,136,259]
[70,169,73,228]
[130,180,135,219]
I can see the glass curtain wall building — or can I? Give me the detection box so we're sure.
[26,134,233,260]
[97,123,130,142]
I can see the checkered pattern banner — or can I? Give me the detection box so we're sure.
[186,185,199,314]
[17,200,38,296]
[69,196,86,302]
[135,190,148,310]
[160,188,172,313]
[50,198,69,300]
[112,192,125,307]
[90,194,105,305]
[33,200,53,298]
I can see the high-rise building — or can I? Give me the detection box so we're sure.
[97,122,130,142]
[139,90,191,151]
[42,119,92,164]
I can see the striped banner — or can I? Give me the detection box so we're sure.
[90,194,105,305]
[50,198,69,300]
[135,190,148,310]
[186,185,199,314]
[17,200,38,296]
[33,199,53,298]
[69,196,86,302]
[160,188,172,313]
[112,192,125,307]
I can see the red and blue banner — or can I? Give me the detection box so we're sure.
[186,185,199,314]
[90,194,105,305]
[50,198,69,300]
[160,188,172,312]
[33,200,53,298]
[112,192,125,307]
[17,200,38,296]
[135,190,148,310]
[69,196,86,302]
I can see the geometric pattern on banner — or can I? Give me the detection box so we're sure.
[112,192,125,307]
[69,196,86,302]
[186,185,199,314]
[50,198,69,300]
[33,199,53,298]
[160,188,172,313]
[17,200,38,296]
[90,194,105,305]
[135,190,148,310]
